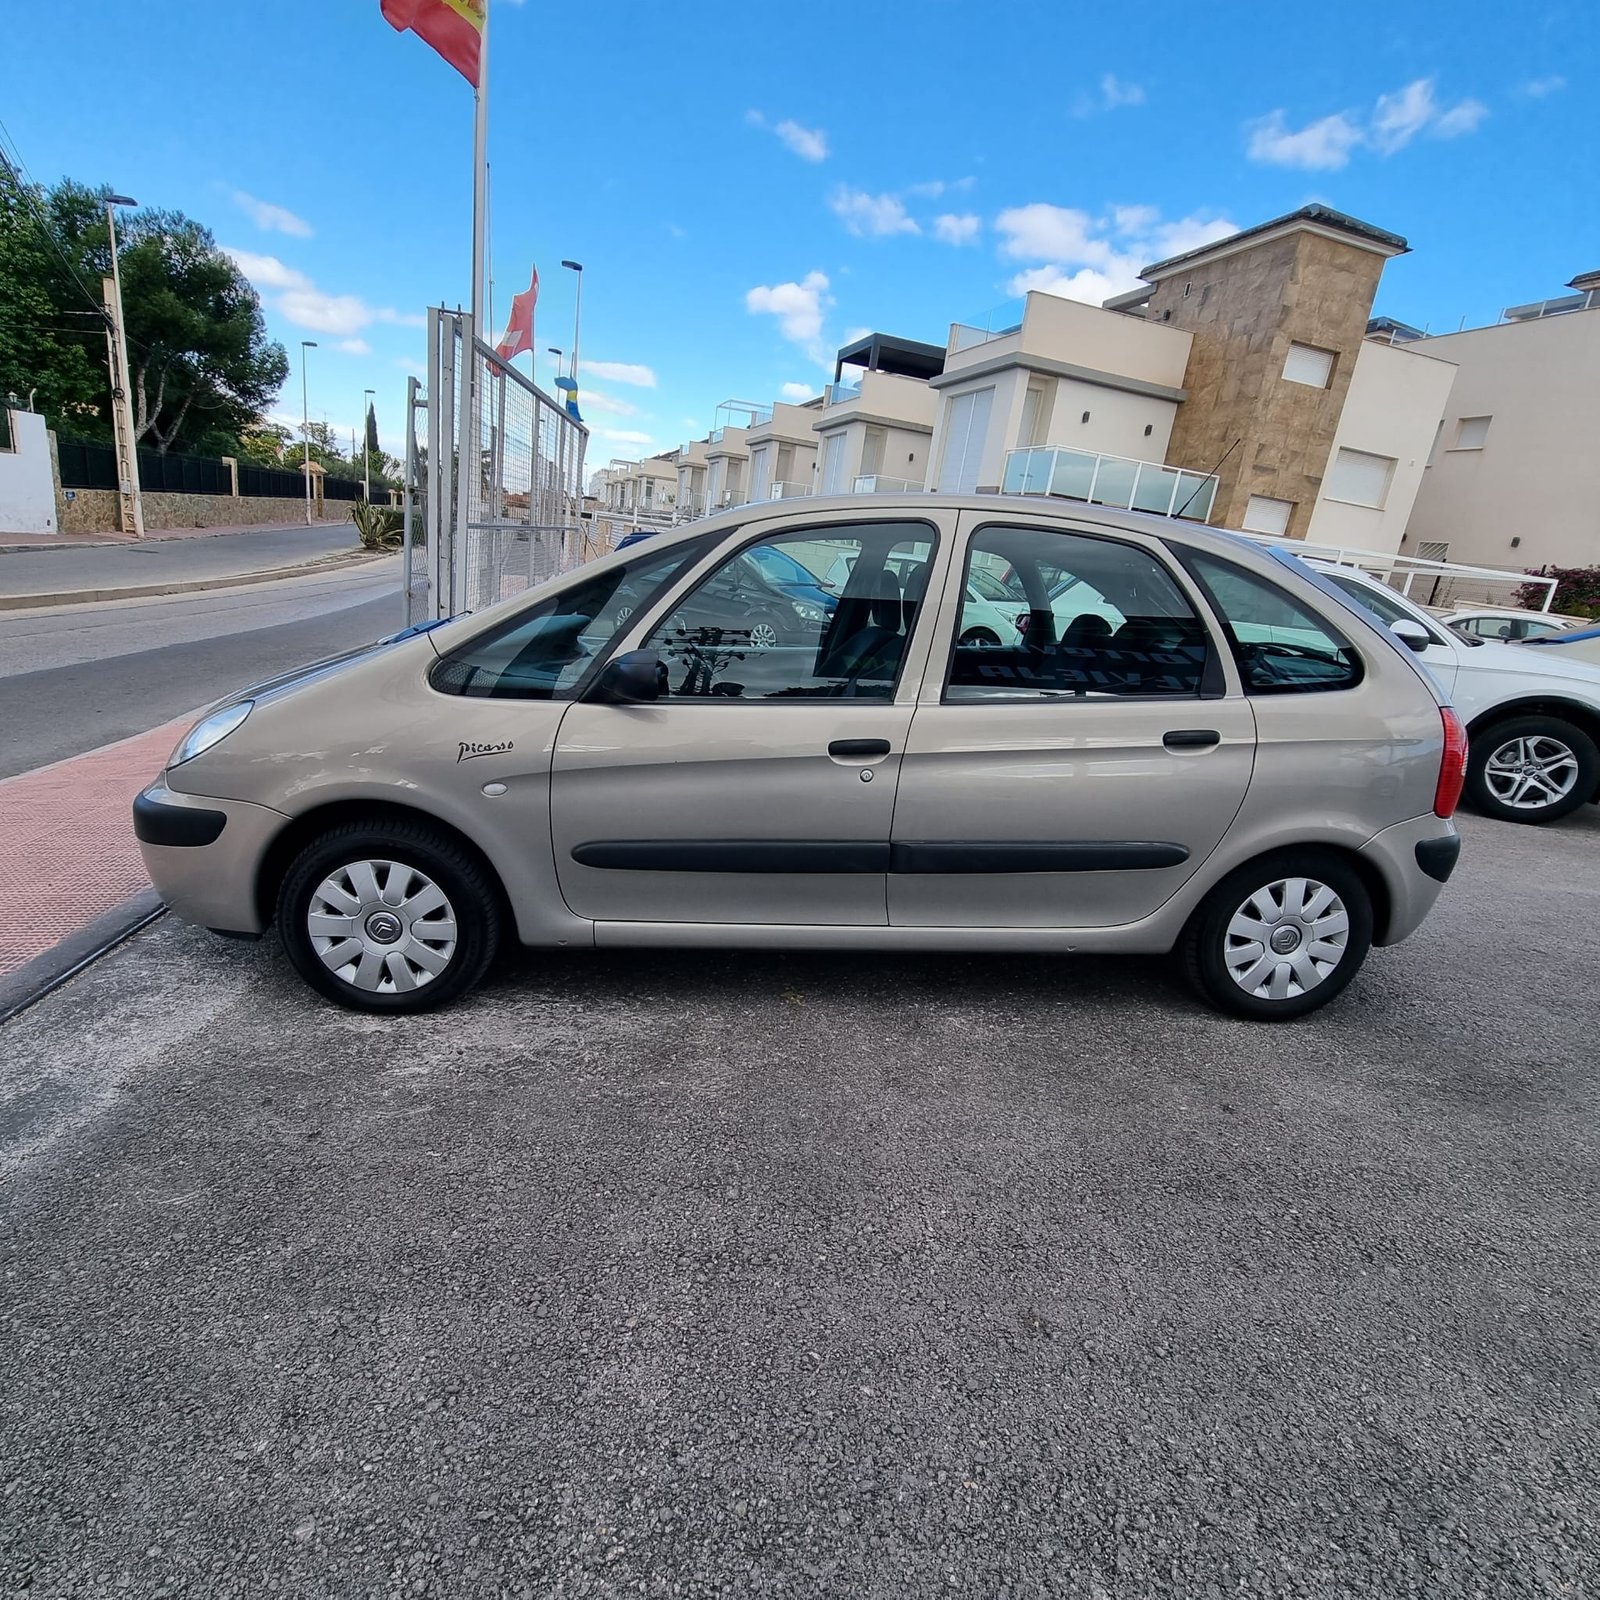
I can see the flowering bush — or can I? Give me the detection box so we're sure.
[1515,566,1600,618]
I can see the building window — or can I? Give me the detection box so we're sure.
[937,386,995,494]
[1454,415,1491,450]
[1324,447,1396,510]
[1282,343,1336,389]
[1242,495,1295,536]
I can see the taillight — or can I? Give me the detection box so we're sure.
[1435,707,1467,818]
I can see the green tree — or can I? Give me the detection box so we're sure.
[365,401,379,462]
[0,169,288,454]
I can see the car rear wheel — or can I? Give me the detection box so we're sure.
[1464,715,1597,824]
[276,820,501,1013]
[960,627,1002,647]
[1180,851,1373,1021]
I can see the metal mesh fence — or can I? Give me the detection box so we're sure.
[421,307,593,619]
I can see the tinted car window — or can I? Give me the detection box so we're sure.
[1189,553,1362,694]
[947,526,1211,700]
[430,538,708,699]
[1323,572,1449,644]
[647,524,934,700]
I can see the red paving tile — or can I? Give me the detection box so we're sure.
[0,718,195,977]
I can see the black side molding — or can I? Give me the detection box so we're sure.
[572,840,890,873]
[890,841,1189,874]
[1414,834,1461,884]
[132,793,227,848]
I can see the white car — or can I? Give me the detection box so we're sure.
[1525,625,1600,669]
[1439,606,1579,644]
[1312,563,1600,824]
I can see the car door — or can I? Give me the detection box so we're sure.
[549,515,948,926]
[888,512,1257,930]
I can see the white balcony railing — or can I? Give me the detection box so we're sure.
[767,481,813,499]
[1003,446,1218,521]
[852,474,924,494]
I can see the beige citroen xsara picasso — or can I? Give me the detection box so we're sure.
[135,497,1466,1021]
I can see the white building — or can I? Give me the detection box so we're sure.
[811,335,944,497]
[745,397,822,502]
[1403,273,1600,571]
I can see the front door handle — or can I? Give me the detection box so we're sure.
[1163,728,1221,749]
[829,738,892,759]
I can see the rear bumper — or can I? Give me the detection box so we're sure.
[1358,813,1460,946]
[134,782,287,935]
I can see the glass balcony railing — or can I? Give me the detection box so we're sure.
[852,474,925,494]
[1002,447,1218,521]
[823,378,862,406]
[768,481,813,499]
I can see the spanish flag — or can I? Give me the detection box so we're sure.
[381,0,485,86]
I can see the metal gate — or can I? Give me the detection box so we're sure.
[404,306,592,623]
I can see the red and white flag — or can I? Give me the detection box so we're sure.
[380,0,485,86]
[495,267,539,362]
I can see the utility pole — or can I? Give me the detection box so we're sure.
[300,340,318,525]
[562,260,583,390]
[102,194,144,538]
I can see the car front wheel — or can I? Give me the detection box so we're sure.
[1464,715,1597,824]
[1181,851,1373,1021]
[276,820,501,1012]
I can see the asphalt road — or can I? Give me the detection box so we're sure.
[2,806,1596,1596]
[0,559,403,777]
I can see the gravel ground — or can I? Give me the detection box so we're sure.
[1,809,1597,1598]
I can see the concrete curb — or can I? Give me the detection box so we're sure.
[0,890,165,1026]
[0,550,393,612]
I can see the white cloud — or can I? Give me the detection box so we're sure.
[581,388,639,417]
[992,205,1239,308]
[779,382,817,402]
[599,428,655,446]
[995,204,1109,264]
[1248,77,1488,170]
[1100,73,1145,108]
[225,247,426,336]
[841,325,872,346]
[1518,75,1566,98]
[934,212,981,246]
[747,109,829,162]
[335,338,372,355]
[829,186,920,238]
[231,190,312,238]
[584,360,657,387]
[775,119,829,162]
[746,270,832,344]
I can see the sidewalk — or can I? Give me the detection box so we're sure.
[0,515,349,553]
[0,521,377,610]
[0,717,193,1013]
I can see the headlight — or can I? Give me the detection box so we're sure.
[791,602,828,622]
[170,701,253,767]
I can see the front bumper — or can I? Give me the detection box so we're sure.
[1357,812,1461,947]
[134,782,288,935]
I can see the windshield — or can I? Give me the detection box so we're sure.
[1322,571,1459,646]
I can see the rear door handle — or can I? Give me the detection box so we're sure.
[1163,728,1221,749]
[829,738,892,759]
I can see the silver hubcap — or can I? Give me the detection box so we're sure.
[748,621,779,650]
[308,859,458,993]
[1224,877,1349,1001]
[1484,735,1579,810]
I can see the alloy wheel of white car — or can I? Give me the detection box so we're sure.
[1481,733,1580,812]
[747,619,780,650]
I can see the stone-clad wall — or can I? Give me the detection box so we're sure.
[55,487,322,536]
[1150,233,1386,539]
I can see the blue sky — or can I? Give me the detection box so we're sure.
[3,0,1594,463]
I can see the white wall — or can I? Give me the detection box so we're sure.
[1307,340,1457,556]
[1403,309,1600,570]
[0,411,59,535]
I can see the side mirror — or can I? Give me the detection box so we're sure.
[592,649,664,704]
[1390,619,1432,654]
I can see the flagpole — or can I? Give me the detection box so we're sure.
[455,2,489,614]
[470,6,489,349]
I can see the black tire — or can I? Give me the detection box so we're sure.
[1463,715,1598,825]
[276,819,501,1013]
[960,627,1002,647]
[1180,850,1373,1022]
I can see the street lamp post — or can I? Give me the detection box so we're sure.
[547,346,565,385]
[103,194,144,538]
[363,387,375,503]
[300,340,318,525]
[561,260,584,390]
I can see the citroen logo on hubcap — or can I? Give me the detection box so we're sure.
[1270,925,1302,955]
[365,911,403,945]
